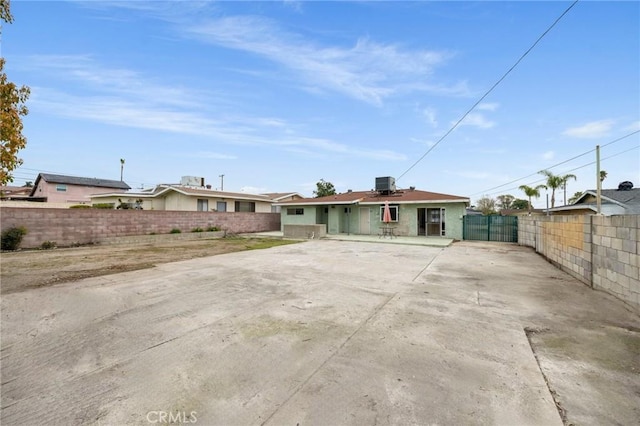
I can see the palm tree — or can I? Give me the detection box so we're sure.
[559,173,577,206]
[539,170,576,208]
[568,191,583,204]
[519,184,546,213]
[600,170,607,182]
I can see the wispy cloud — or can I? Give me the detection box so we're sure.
[194,152,238,160]
[562,119,614,139]
[26,56,407,162]
[624,120,640,132]
[542,150,555,160]
[458,112,495,129]
[422,107,438,128]
[477,102,499,111]
[185,16,461,105]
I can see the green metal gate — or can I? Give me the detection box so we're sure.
[463,215,518,242]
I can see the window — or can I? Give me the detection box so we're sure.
[56,184,67,192]
[197,199,209,212]
[379,204,399,222]
[287,208,304,215]
[216,201,227,212]
[235,201,255,212]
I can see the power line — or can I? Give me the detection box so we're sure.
[397,0,580,181]
[482,143,639,198]
[470,129,639,196]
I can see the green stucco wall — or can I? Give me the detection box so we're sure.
[280,202,467,239]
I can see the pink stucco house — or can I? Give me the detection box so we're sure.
[29,173,131,204]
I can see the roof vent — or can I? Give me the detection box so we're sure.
[347,189,352,193]
[618,181,634,191]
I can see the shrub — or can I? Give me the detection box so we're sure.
[191,227,204,233]
[169,228,181,234]
[1,226,28,251]
[69,204,91,209]
[92,203,115,209]
[206,225,220,232]
[40,241,57,250]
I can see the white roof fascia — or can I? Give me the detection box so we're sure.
[359,199,470,205]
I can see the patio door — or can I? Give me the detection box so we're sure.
[427,208,445,236]
[359,208,371,235]
[417,208,426,236]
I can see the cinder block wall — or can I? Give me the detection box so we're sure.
[519,215,639,311]
[591,215,639,308]
[0,207,280,248]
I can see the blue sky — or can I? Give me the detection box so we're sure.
[4,1,639,206]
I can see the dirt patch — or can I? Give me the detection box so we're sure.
[1,237,299,295]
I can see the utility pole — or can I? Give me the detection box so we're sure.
[120,158,125,181]
[596,145,601,214]
[219,174,224,191]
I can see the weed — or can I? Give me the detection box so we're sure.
[1,226,27,251]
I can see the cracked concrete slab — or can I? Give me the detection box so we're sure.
[1,240,638,425]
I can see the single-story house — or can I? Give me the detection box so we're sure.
[262,192,305,212]
[277,184,470,240]
[90,184,276,212]
[29,173,131,204]
[548,181,640,215]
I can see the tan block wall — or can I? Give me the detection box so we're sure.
[0,207,280,249]
[519,214,639,312]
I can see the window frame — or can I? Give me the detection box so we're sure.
[379,204,399,222]
[235,201,256,212]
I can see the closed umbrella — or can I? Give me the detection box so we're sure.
[383,201,392,224]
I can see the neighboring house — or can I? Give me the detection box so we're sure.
[262,192,305,212]
[277,179,470,240]
[0,185,32,200]
[548,181,640,215]
[500,208,546,216]
[90,184,275,212]
[29,173,131,204]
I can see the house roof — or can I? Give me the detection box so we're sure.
[1,186,32,195]
[549,187,640,214]
[30,173,131,196]
[277,189,469,206]
[91,184,273,203]
[262,192,304,201]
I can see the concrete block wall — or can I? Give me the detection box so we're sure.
[591,215,639,308]
[0,207,280,248]
[519,214,639,312]
[283,224,327,239]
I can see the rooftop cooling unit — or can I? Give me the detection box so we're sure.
[181,176,205,187]
[618,181,634,191]
[375,176,396,193]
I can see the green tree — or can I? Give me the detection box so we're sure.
[600,170,607,182]
[313,179,336,198]
[559,173,577,206]
[476,195,497,215]
[511,199,529,210]
[568,191,583,204]
[496,194,514,210]
[519,184,546,213]
[1,1,30,185]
